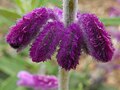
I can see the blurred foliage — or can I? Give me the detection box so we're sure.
[0,0,120,90]
[0,7,21,21]
[100,17,120,26]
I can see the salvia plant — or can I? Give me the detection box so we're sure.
[6,0,114,90]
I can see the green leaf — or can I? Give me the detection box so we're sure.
[14,0,34,13]
[0,7,21,21]
[0,56,33,76]
[16,87,27,90]
[49,0,62,7]
[14,0,26,13]
[0,57,23,75]
[31,0,45,8]
[0,76,18,90]
[100,17,120,26]
[98,84,118,90]
[31,0,62,8]
[77,83,83,90]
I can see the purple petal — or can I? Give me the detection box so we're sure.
[33,75,58,89]
[57,23,83,70]
[78,13,114,62]
[53,7,63,20]
[6,7,49,52]
[48,8,61,21]
[17,71,34,87]
[109,7,120,17]
[17,71,58,89]
[30,21,64,62]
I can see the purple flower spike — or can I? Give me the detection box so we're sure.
[17,71,34,87]
[6,7,49,51]
[78,14,114,62]
[30,21,64,62]
[17,71,58,90]
[57,23,82,70]
[33,75,58,89]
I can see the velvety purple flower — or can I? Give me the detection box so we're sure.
[57,23,83,70]
[6,7,49,51]
[109,7,120,17]
[78,14,114,62]
[17,71,58,90]
[30,21,64,62]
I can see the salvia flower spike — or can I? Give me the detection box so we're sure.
[6,7,114,70]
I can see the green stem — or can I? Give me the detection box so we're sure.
[39,63,46,75]
[58,0,78,90]
[58,68,69,90]
[63,0,78,26]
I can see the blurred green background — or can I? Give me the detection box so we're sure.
[0,0,120,90]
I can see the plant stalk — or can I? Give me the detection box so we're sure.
[63,0,78,26]
[58,67,69,90]
[58,0,78,90]
[39,63,46,75]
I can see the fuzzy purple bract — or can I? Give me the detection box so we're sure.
[6,7,50,51]
[30,21,64,62]
[57,23,82,70]
[78,14,114,62]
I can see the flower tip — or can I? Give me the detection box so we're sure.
[9,43,20,49]
[17,71,31,78]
